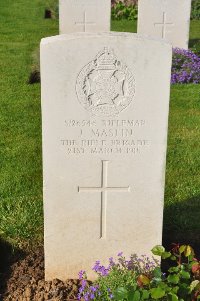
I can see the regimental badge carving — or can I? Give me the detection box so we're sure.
[76,47,136,117]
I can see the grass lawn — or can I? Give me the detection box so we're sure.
[0,0,58,248]
[0,0,200,252]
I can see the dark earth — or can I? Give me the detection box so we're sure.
[44,9,53,19]
[0,242,81,301]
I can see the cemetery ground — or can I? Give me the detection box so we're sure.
[0,0,200,300]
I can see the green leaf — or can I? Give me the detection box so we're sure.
[171,286,179,294]
[141,290,149,300]
[161,251,171,259]
[168,293,179,301]
[184,245,194,257]
[180,270,190,279]
[128,290,141,301]
[168,266,180,273]
[167,274,180,284]
[114,287,128,300]
[153,267,162,279]
[188,254,195,262]
[132,291,141,301]
[158,282,168,290]
[127,290,135,301]
[151,245,165,256]
[179,245,186,254]
[150,287,165,299]
[190,280,200,291]
[178,283,190,297]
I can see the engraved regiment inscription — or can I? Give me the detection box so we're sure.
[61,119,150,156]
[78,160,130,239]
[76,48,135,117]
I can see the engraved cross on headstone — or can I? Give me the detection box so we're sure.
[75,11,96,32]
[78,160,130,239]
[154,12,174,38]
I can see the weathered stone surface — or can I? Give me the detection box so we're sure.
[59,0,111,34]
[40,32,172,280]
[138,0,192,49]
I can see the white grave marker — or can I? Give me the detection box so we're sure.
[59,0,111,34]
[138,0,192,49]
[41,32,172,280]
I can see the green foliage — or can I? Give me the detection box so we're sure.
[112,0,200,21]
[191,0,200,20]
[78,253,159,301]
[79,245,200,301]
[112,1,138,20]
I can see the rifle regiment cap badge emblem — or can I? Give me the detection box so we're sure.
[76,47,135,117]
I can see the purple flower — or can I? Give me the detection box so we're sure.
[92,260,111,276]
[78,251,159,301]
[171,48,200,84]
[78,270,86,280]
[89,292,95,299]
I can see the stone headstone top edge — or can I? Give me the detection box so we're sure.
[40,32,173,48]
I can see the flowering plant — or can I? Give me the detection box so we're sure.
[78,245,200,301]
[111,1,138,20]
[171,48,200,84]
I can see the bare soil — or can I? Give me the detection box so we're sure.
[0,247,80,301]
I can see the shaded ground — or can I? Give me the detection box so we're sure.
[163,194,200,259]
[0,246,80,301]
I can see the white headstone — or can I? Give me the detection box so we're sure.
[138,0,192,49]
[59,0,111,34]
[41,32,172,280]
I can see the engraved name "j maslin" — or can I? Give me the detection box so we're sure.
[91,128,134,138]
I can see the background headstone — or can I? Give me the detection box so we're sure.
[59,0,111,34]
[41,32,172,280]
[137,0,192,49]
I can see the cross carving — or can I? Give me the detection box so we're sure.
[75,11,96,32]
[78,160,130,239]
[154,12,174,38]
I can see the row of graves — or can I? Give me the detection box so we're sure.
[41,0,192,280]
